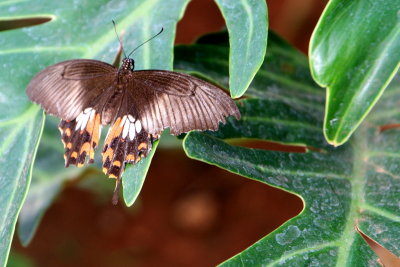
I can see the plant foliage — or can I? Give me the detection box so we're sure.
[0,0,399,266]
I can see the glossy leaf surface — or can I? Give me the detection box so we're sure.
[0,108,43,265]
[214,0,268,98]
[180,32,400,265]
[310,0,400,146]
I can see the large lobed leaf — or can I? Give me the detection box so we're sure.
[0,0,267,265]
[310,0,400,146]
[180,32,400,265]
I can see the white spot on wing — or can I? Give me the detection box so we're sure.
[128,114,135,122]
[129,122,136,140]
[122,119,130,138]
[89,109,96,121]
[75,114,83,130]
[135,120,142,133]
[75,107,94,131]
[80,116,89,130]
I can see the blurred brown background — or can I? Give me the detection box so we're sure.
[12,0,326,266]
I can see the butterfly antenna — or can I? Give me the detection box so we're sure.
[127,27,164,58]
[112,20,127,58]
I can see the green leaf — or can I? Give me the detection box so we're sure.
[123,140,159,206]
[179,32,400,265]
[0,0,191,265]
[214,0,268,98]
[0,108,43,266]
[310,0,400,146]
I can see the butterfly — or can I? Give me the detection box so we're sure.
[26,28,240,202]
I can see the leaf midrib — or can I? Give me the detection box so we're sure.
[362,203,400,222]
[335,126,368,266]
[330,22,400,144]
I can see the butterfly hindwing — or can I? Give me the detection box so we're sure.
[130,70,241,136]
[59,107,102,167]
[102,114,154,179]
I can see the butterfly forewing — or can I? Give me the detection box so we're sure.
[27,59,117,121]
[130,70,240,135]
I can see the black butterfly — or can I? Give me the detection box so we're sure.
[26,33,240,188]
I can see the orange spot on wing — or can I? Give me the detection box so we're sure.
[80,142,91,154]
[82,112,101,161]
[138,142,148,150]
[91,113,101,146]
[126,154,135,161]
[102,148,114,162]
[109,173,118,179]
[104,117,123,149]
[77,163,84,168]
[66,142,72,149]
[102,167,108,174]
[86,113,95,131]
[65,128,71,137]
[71,152,78,159]
[113,161,121,167]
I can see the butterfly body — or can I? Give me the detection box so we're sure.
[27,57,240,180]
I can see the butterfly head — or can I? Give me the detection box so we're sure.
[112,21,163,73]
[121,58,135,71]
